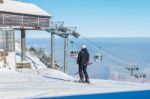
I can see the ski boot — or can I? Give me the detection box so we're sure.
[85,79,90,84]
[79,79,84,83]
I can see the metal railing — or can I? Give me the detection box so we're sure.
[0,12,50,28]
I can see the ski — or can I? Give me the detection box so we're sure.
[73,80,94,85]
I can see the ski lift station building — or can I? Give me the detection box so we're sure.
[0,0,51,71]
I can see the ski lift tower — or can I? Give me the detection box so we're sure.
[59,27,79,73]
[0,0,51,71]
[45,22,80,73]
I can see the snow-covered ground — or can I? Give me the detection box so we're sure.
[0,68,150,99]
[0,43,150,99]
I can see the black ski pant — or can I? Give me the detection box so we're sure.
[79,64,89,80]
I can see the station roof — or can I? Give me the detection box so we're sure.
[0,0,51,17]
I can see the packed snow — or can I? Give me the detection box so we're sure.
[0,68,150,99]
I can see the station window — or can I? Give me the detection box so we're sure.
[0,29,15,52]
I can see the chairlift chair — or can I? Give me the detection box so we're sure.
[70,41,78,58]
[70,50,78,58]
[94,54,102,62]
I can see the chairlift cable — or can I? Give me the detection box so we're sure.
[70,35,131,67]
[68,39,129,68]
[79,35,130,66]
[68,39,96,54]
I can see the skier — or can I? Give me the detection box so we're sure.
[77,45,90,83]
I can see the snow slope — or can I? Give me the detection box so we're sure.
[0,68,150,99]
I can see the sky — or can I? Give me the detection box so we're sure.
[18,0,150,38]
